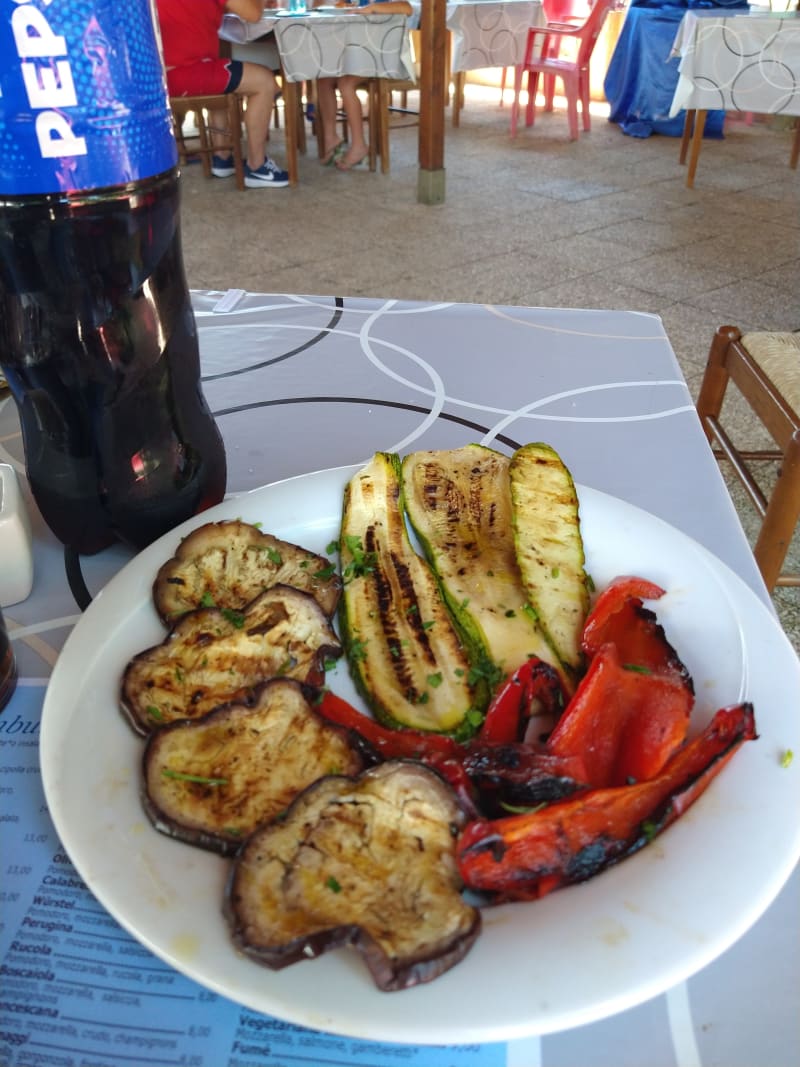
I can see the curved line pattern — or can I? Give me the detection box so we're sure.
[732,60,796,112]
[357,299,448,452]
[487,304,667,341]
[720,24,762,60]
[211,394,523,450]
[201,298,344,381]
[278,22,325,69]
[474,9,504,32]
[693,74,728,110]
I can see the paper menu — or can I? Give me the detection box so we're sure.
[0,685,509,1067]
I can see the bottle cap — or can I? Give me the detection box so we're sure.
[0,464,34,607]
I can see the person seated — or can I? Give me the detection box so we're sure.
[315,0,413,171]
[156,0,290,188]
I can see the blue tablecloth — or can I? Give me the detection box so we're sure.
[604,5,726,138]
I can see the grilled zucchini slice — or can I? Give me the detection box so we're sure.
[401,445,566,684]
[509,443,590,676]
[339,452,483,735]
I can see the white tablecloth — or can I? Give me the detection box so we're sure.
[669,9,800,117]
[220,10,415,82]
[447,0,545,72]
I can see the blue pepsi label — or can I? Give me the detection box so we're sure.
[0,0,178,195]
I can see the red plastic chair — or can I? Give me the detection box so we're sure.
[510,0,615,141]
[499,0,590,107]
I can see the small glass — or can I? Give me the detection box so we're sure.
[289,0,307,12]
[0,606,17,712]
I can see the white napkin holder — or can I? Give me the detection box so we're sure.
[0,463,34,607]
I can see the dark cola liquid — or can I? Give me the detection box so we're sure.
[0,608,17,712]
[0,170,226,555]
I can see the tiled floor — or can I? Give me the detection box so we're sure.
[177,84,800,650]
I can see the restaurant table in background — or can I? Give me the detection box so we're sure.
[604,3,725,138]
[669,8,800,184]
[447,0,545,124]
[219,10,415,183]
[1,291,798,1067]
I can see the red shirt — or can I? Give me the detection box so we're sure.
[156,0,228,67]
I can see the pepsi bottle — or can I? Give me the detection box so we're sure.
[0,0,226,555]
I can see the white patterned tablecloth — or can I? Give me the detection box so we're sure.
[220,9,415,82]
[447,0,545,72]
[669,9,800,117]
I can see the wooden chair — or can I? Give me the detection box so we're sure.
[696,326,800,593]
[170,93,246,191]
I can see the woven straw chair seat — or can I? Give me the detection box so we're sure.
[740,332,800,417]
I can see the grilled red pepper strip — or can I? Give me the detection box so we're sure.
[457,702,756,902]
[458,741,588,816]
[581,575,666,662]
[479,658,567,744]
[546,643,694,786]
[315,690,461,760]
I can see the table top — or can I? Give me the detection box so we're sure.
[1,291,798,1066]
[220,9,415,81]
[669,8,800,117]
[447,0,545,72]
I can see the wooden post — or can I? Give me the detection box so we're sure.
[417,0,447,204]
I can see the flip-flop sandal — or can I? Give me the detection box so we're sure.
[336,150,368,171]
[322,143,346,166]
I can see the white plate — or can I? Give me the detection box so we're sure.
[40,465,800,1044]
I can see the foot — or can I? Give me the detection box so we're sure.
[211,154,235,178]
[335,146,368,171]
[244,157,290,188]
[321,141,346,166]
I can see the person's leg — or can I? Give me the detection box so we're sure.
[235,61,278,171]
[336,77,368,169]
[316,78,345,164]
[208,109,231,153]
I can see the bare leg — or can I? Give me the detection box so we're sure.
[316,77,344,162]
[235,62,279,170]
[336,76,368,168]
[208,109,230,154]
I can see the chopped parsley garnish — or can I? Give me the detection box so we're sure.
[499,801,547,815]
[641,819,658,842]
[781,749,794,768]
[146,705,164,722]
[623,663,652,675]
[325,876,342,893]
[349,638,369,662]
[200,591,216,607]
[427,672,443,689]
[162,769,228,786]
[221,608,245,628]
[341,535,378,581]
[266,547,282,565]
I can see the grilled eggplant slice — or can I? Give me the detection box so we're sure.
[121,584,342,735]
[509,443,590,677]
[339,452,483,735]
[153,520,341,624]
[142,679,364,854]
[402,445,568,686]
[225,761,481,991]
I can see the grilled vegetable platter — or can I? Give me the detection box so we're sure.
[118,443,758,994]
